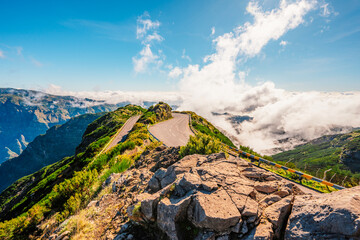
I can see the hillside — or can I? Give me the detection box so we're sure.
[0,103,359,240]
[0,112,106,193]
[0,102,234,239]
[0,88,121,163]
[272,130,360,187]
[0,103,175,239]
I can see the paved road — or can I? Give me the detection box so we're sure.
[149,113,194,147]
[104,115,141,152]
[150,113,320,194]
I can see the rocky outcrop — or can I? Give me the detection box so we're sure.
[128,153,302,239]
[124,152,360,240]
[50,144,359,240]
[285,186,360,239]
[147,102,172,123]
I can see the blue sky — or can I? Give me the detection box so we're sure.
[0,0,359,92]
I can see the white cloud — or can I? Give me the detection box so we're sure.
[319,2,337,17]
[238,71,248,84]
[145,32,163,43]
[174,0,343,154]
[178,0,318,110]
[133,13,164,73]
[181,49,192,62]
[211,27,215,36]
[133,44,160,73]
[136,13,161,39]
[0,50,5,59]
[236,0,316,57]
[280,40,288,46]
[320,3,330,17]
[168,67,183,78]
[43,84,182,106]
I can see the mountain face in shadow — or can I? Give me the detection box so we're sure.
[0,112,106,193]
[0,88,122,163]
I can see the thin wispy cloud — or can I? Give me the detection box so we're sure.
[136,13,160,40]
[319,2,337,17]
[328,28,360,43]
[211,27,215,36]
[62,19,134,41]
[30,57,43,67]
[0,50,5,59]
[280,40,288,46]
[133,12,164,73]
[181,49,191,62]
[15,46,23,56]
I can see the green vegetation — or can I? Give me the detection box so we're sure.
[0,102,177,239]
[76,105,145,154]
[239,145,272,160]
[257,163,336,193]
[139,102,172,124]
[0,104,163,239]
[179,133,223,158]
[182,111,235,148]
[272,130,360,187]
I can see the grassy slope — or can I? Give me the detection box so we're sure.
[0,102,177,240]
[182,111,235,148]
[0,105,147,239]
[272,130,360,187]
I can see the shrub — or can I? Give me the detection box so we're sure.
[179,133,222,158]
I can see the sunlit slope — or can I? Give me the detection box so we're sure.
[272,130,360,187]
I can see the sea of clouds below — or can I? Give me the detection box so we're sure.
[44,83,360,155]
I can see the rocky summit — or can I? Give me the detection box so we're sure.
[87,148,359,240]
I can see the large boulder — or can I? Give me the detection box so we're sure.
[285,186,360,239]
[188,189,242,232]
[157,195,192,240]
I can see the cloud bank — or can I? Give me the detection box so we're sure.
[44,84,182,106]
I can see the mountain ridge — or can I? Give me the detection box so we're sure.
[0,112,106,193]
[0,88,125,163]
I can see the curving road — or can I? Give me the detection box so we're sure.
[150,114,319,194]
[103,115,141,152]
[149,113,194,147]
